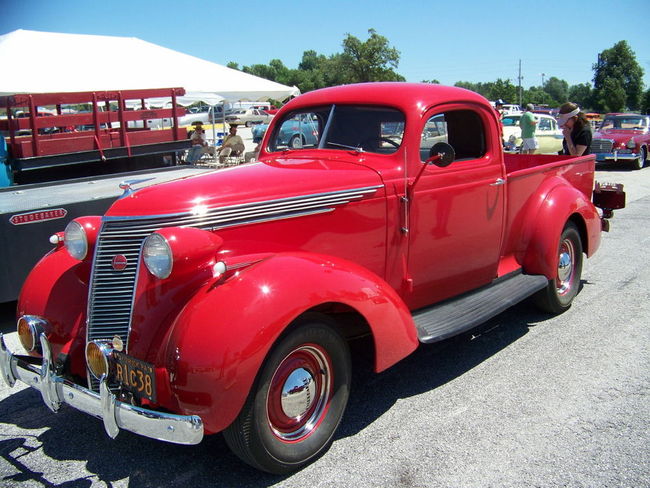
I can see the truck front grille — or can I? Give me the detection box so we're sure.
[590,138,613,153]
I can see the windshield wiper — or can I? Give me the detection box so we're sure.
[326,141,364,153]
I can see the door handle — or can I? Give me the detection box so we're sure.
[490,178,505,186]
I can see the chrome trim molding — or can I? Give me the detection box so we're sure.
[0,333,204,445]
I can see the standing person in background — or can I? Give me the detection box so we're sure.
[520,104,538,154]
[558,102,592,156]
[494,99,504,119]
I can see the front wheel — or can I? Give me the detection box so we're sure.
[633,147,647,170]
[534,222,583,314]
[223,316,351,474]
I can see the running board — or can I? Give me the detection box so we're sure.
[413,273,549,343]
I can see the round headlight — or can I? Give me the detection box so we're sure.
[64,220,88,260]
[143,233,173,279]
[85,341,112,380]
[627,139,636,149]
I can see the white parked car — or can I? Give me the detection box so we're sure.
[225,109,273,127]
[502,104,523,115]
[502,113,564,154]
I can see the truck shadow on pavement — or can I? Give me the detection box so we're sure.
[0,299,556,487]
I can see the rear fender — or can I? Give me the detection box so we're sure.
[522,184,601,278]
[162,252,417,434]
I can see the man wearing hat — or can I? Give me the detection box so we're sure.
[520,104,538,154]
[217,125,245,163]
[186,122,208,164]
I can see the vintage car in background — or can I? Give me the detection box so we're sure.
[1,83,625,474]
[502,113,563,154]
[251,122,268,143]
[225,108,273,127]
[266,112,320,149]
[591,113,650,170]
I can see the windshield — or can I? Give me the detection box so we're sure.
[268,105,405,154]
[501,115,521,127]
[600,115,647,130]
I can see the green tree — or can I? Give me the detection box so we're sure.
[593,41,644,111]
[339,28,405,83]
[523,86,555,107]
[454,79,517,103]
[422,79,440,84]
[597,78,627,112]
[485,79,518,103]
[568,83,593,111]
[641,89,650,115]
[543,77,569,105]
[226,62,239,70]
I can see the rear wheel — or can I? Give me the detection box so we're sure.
[534,222,583,314]
[223,315,351,474]
[289,134,304,149]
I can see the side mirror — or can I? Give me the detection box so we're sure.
[427,142,455,167]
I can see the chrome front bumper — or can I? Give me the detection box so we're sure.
[0,332,203,445]
[594,151,638,162]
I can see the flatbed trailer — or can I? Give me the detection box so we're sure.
[0,88,198,302]
[0,88,190,185]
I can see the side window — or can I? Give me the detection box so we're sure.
[272,112,322,149]
[538,118,551,131]
[420,110,485,162]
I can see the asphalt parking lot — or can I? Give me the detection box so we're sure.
[1,165,648,487]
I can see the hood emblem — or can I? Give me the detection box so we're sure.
[112,255,128,271]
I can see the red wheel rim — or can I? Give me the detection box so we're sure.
[266,344,332,442]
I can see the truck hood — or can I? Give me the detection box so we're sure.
[105,156,385,217]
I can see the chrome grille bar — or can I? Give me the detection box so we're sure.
[590,139,613,153]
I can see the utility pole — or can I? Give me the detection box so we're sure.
[517,59,523,106]
[541,73,545,87]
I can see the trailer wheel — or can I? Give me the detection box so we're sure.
[223,315,351,474]
[534,222,583,314]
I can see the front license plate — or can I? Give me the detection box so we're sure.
[113,352,157,403]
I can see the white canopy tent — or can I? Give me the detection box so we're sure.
[0,29,300,103]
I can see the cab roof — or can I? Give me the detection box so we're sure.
[284,82,491,116]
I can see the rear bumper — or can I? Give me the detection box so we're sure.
[0,332,203,445]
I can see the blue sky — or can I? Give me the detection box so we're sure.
[2,0,649,90]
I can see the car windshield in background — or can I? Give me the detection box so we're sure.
[268,105,405,154]
[502,116,521,127]
[600,116,648,130]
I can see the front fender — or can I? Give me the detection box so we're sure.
[16,246,90,377]
[523,183,601,278]
[162,252,417,434]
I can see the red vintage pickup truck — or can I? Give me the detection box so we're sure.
[0,83,625,474]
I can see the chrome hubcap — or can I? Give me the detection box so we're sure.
[280,368,316,418]
[557,239,575,295]
[267,345,331,441]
